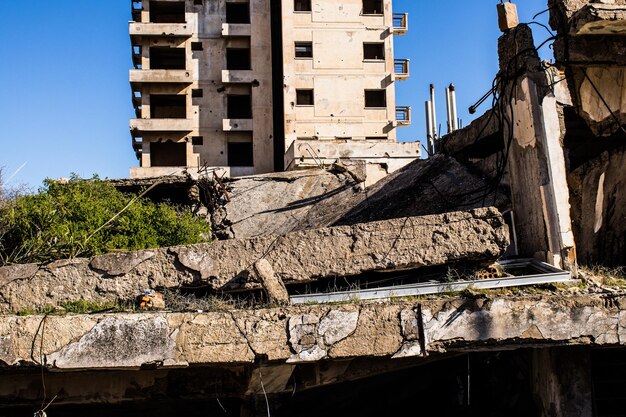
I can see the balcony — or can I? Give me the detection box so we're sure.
[392,13,408,34]
[222,70,254,83]
[129,69,192,84]
[223,119,253,131]
[396,106,411,126]
[129,22,193,38]
[222,23,251,37]
[130,118,194,133]
[393,59,410,80]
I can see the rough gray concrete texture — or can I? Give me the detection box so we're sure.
[0,207,509,312]
[549,0,626,134]
[329,155,510,226]
[213,168,361,239]
[569,147,626,266]
[549,0,626,30]
[2,292,626,369]
[208,155,510,239]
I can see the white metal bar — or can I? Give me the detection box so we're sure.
[290,259,572,304]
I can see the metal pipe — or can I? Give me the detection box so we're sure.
[425,101,433,155]
[450,84,458,131]
[429,84,437,141]
[445,87,453,134]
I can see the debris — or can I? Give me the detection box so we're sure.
[137,290,165,310]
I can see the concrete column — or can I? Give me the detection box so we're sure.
[497,25,577,271]
[532,347,592,417]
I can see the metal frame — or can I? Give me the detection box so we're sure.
[290,259,573,304]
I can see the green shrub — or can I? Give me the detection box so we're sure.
[0,176,211,265]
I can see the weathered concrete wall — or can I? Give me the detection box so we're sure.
[281,0,404,145]
[0,208,509,312]
[130,0,274,176]
[1,292,625,370]
[568,147,626,265]
[549,1,626,135]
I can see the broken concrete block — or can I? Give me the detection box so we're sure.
[254,259,289,305]
[497,2,519,32]
[0,208,509,313]
[89,250,156,277]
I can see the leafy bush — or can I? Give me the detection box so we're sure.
[0,176,211,265]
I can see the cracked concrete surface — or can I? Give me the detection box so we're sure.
[0,207,509,313]
[1,293,625,370]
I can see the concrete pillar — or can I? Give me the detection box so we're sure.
[497,25,577,271]
[532,347,592,417]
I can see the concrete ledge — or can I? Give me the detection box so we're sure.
[222,69,254,83]
[0,292,623,370]
[130,118,194,132]
[285,140,421,173]
[221,23,251,37]
[130,69,193,84]
[129,22,193,37]
[223,118,253,131]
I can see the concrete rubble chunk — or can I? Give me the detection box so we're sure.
[497,2,519,32]
[254,259,289,305]
[164,207,510,292]
[89,250,156,276]
[0,207,510,312]
[318,310,359,346]
[209,168,360,239]
[201,155,508,240]
[0,263,39,286]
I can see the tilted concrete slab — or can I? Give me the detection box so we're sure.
[1,292,625,370]
[0,208,509,313]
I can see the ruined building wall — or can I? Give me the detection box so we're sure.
[130,0,274,177]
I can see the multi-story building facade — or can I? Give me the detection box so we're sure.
[129,0,419,179]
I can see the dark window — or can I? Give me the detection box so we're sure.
[150,95,186,118]
[228,142,254,166]
[150,1,186,23]
[366,136,387,140]
[194,0,203,5]
[227,95,252,118]
[192,89,203,98]
[226,48,251,70]
[226,3,250,23]
[365,90,386,107]
[191,42,203,51]
[192,136,203,146]
[296,89,314,105]
[363,43,385,60]
[150,47,186,70]
[151,141,186,166]
[295,42,313,58]
[294,0,311,11]
[363,0,383,15]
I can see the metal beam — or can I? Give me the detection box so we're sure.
[290,259,572,304]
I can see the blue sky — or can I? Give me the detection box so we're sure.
[0,0,553,189]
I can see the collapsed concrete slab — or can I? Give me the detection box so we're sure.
[205,168,361,239]
[207,155,510,239]
[0,292,624,370]
[0,208,509,313]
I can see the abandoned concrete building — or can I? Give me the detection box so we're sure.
[129,0,419,180]
[0,0,625,416]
